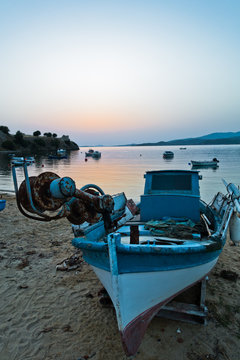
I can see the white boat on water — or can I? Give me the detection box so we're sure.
[191,158,219,168]
[57,149,66,155]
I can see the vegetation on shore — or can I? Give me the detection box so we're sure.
[0,126,79,153]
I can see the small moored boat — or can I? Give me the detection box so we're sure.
[11,156,34,166]
[85,149,94,157]
[91,150,101,159]
[48,150,67,159]
[191,158,219,168]
[163,150,174,159]
[85,149,101,158]
[57,149,66,155]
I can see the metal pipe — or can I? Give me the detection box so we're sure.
[222,179,240,214]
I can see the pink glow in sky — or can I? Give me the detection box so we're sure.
[0,1,240,145]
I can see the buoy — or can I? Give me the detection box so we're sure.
[229,212,240,245]
[42,164,44,167]
[85,158,87,162]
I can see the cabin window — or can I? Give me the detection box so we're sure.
[151,174,192,191]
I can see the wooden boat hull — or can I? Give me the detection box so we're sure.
[92,257,218,355]
[73,230,224,356]
[191,161,219,167]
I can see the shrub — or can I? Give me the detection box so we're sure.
[0,126,10,134]
[34,138,45,146]
[44,132,52,137]
[64,140,71,146]
[14,130,24,144]
[1,140,16,150]
[52,133,57,138]
[14,131,29,147]
[51,138,60,148]
[33,130,41,136]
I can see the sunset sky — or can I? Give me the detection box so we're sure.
[1,1,240,145]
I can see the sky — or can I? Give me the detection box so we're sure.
[0,0,240,146]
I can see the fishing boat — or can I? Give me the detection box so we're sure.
[85,149,94,157]
[163,150,174,159]
[11,166,240,356]
[11,156,34,166]
[57,148,66,155]
[91,150,101,159]
[25,156,35,163]
[48,150,67,159]
[191,158,219,168]
[85,149,101,158]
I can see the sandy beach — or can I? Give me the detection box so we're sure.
[0,194,239,360]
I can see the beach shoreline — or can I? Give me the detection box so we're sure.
[0,194,239,360]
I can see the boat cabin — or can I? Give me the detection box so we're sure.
[140,170,201,222]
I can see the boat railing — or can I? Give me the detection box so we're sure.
[210,180,240,240]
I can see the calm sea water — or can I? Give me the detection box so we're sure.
[0,145,239,203]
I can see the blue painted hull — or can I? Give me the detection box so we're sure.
[72,237,223,273]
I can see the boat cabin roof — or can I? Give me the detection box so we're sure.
[143,170,200,195]
[141,170,201,222]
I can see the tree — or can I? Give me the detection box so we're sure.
[43,132,52,137]
[51,138,60,148]
[14,130,24,144]
[33,130,41,136]
[34,138,45,146]
[0,126,10,134]
[52,133,57,138]
[14,130,28,147]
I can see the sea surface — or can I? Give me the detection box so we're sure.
[0,145,239,203]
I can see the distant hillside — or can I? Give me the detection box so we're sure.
[198,131,240,140]
[129,131,240,146]
[0,129,79,153]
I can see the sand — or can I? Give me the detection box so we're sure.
[0,194,239,360]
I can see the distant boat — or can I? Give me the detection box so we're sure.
[11,156,34,165]
[163,151,174,159]
[85,149,94,157]
[85,149,101,159]
[25,156,35,163]
[92,150,101,159]
[57,149,67,155]
[191,158,219,168]
[180,147,187,150]
[48,149,67,159]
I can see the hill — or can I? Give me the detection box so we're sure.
[0,129,79,153]
[129,131,240,146]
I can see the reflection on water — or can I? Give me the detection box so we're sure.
[0,145,240,203]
